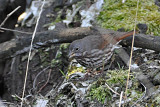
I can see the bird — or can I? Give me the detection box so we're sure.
[68,31,135,70]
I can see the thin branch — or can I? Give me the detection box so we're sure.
[105,83,120,96]
[0,5,33,35]
[0,27,33,34]
[124,0,139,101]
[32,66,50,90]
[0,6,21,27]
[20,0,46,107]
[119,91,123,107]
[37,68,51,93]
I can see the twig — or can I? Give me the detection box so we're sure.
[131,83,146,107]
[33,66,50,90]
[37,68,51,93]
[1,100,15,106]
[20,0,46,107]
[0,27,47,35]
[0,27,33,34]
[105,83,120,96]
[119,91,123,107]
[0,6,21,27]
[124,0,139,102]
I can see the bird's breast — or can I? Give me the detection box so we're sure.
[75,46,114,69]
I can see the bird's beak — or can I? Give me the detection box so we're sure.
[68,52,75,61]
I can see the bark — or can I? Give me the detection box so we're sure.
[120,33,160,52]
[0,27,96,62]
[0,27,160,62]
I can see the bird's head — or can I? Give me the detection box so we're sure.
[68,40,84,60]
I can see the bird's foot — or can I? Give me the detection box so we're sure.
[93,70,103,75]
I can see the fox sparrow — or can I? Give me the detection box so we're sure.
[68,31,134,69]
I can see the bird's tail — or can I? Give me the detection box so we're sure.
[116,30,138,41]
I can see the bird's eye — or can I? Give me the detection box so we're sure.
[75,48,79,51]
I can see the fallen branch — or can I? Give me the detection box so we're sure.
[120,33,160,52]
[0,27,95,62]
[0,27,160,62]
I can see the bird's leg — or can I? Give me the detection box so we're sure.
[92,68,102,75]
[94,54,115,74]
[86,68,93,76]
[108,54,115,70]
[86,68,101,77]
[79,68,95,81]
[87,68,92,73]
[93,59,105,74]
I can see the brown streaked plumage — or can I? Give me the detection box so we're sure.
[69,31,135,69]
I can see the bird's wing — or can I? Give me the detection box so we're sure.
[100,31,135,49]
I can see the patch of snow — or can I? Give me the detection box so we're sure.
[63,5,81,26]
[145,49,155,54]
[34,99,48,107]
[131,63,139,69]
[0,100,5,107]
[144,57,147,62]
[133,47,141,51]
[78,88,87,95]
[48,25,55,30]
[80,0,104,27]
[149,66,160,69]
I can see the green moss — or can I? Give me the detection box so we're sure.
[60,43,70,50]
[55,50,62,59]
[106,70,132,86]
[51,43,69,68]
[98,0,160,36]
[51,59,62,67]
[39,49,50,67]
[55,7,61,12]
[88,69,143,105]
[88,79,112,104]
[43,10,62,27]
[54,13,62,23]
[55,43,69,59]
[153,94,160,105]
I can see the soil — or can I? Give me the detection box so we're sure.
[0,0,160,107]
